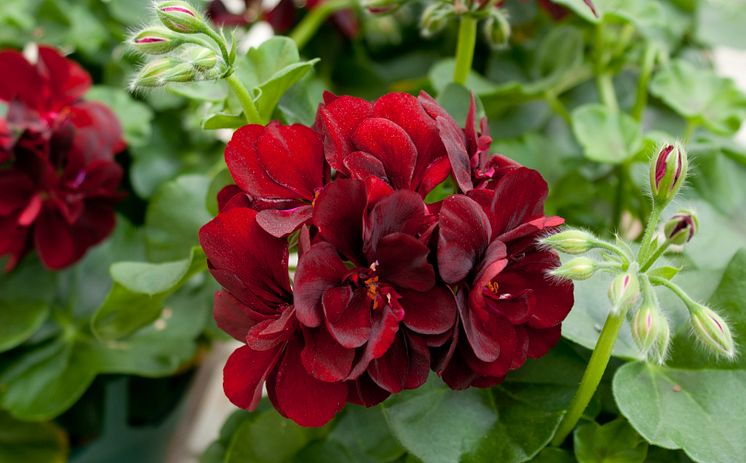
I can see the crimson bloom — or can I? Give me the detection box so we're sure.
[0,47,124,271]
[435,167,573,388]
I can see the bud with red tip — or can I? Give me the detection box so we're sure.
[664,210,698,245]
[608,266,640,313]
[132,57,195,88]
[650,142,687,206]
[689,304,736,359]
[156,1,206,34]
[132,27,183,55]
[631,281,670,365]
[550,257,598,281]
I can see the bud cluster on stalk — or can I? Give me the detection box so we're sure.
[541,140,736,364]
[129,1,235,90]
[410,0,511,49]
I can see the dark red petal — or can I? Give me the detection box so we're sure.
[247,306,297,351]
[401,285,458,335]
[294,242,348,327]
[364,189,425,255]
[437,195,492,284]
[38,46,91,108]
[267,337,347,427]
[256,205,312,238]
[199,207,291,307]
[498,215,564,244]
[324,288,372,349]
[469,239,508,318]
[0,171,35,215]
[312,178,367,263]
[437,115,473,192]
[417,156,452,197]
[214,290,268,341]
[301,326,355,382]
[489,168,548,238]
[351,117,416,189]
[217,185,249,212]
[224,344,282,411]
[256,123,324,200]
[344,151,389,185]
[510,326,530,370]
[368,332,430,393]
[376,233,435,292]
[347,373,391,407]
[463,320,517,378]
[0,50,43,110]
[225,125,296,199]
[347,305,400,379]
[0,215,29,271]
[526,325,562,358]
[315,96,373,171]
[34,206,78,270]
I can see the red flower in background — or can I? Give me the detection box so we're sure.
[0,47,124,271]
[202,90,573,426]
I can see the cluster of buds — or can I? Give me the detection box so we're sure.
[415,0,510,49]
[130,1,234,90]
[542,141,736,364]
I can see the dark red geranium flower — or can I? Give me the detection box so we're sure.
[314,91,454,198]
[223,121,328,237]
[435,167,573,388]
[293,179,457,394]
[0,47,124,271]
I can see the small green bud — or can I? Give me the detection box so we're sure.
[187,48,219,72]
[420,2,454,38]
[551,257,596,281]
[541,229,596,254]
[483,10,510,49]
[133,58,195,88]
[132,27,183,55]
[155,1,205,34]
[664,209,698,245]
[608,268,640,313]
[690,304,736,359]
[650,142,687,206]
[631,304,670,365]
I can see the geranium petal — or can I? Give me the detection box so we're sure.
[376,233,434,292]
[347,373,391,407]
[294,242,348,327]
[437,195,492,284]
[437,115,473,192]
[224,344,281,411]
[324,288,372,349]
[364,189,425,255]
[312,178,367,263]
[315,95,373,171]
[301,326,355,382]
[368,332,430,393]
[347,305,400,379]
[256,205,312,238]
[351,117,416,189]
[489,168,549,237]
[401,285,458,335]
[214,290,268,341]
[34,206,79,270]
[247,306,297,351]
[526,325,562,358]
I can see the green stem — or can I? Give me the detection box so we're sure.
[203,27,231,64]
[551,307,628,446]
[632,44,656,122]
[596,73,619,112]
[640,241,671,272]
[637,204,662,265]
[649,275,697,309]
[683,119,699,143]
[289,0,352,49]
[544,92,572,125]
[612,165,628,233]
[453,15,478,85]
[225,73,262,123]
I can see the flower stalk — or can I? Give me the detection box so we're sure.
[289,0,353,49]
[225,73,261,123]
[453,15,478,85]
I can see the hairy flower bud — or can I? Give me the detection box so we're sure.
[632,304,670,364]
[551,257,596,281]
[363,0,407,14]
[132,27,183,55]
[187,48,219,71]
[156,1,205,34]
[690,304,736,359]
[483,10,510,49]
[650,142,687,206]
[664,210,698,245]
[420,3,453,38]
[541,229,596,254]
[608,269,640,313]
[133,58,195,87]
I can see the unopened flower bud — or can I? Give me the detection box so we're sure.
[608,268,640,313]
[650,142,687,206]
[631,304,670,364]
[664,210,698,245]
[363,0,406,14]
[132,27,183,55]
[690,304,736,359]
[187,48,219,71]
[483,10,510,49]
[156,1,205,34]
[541,229,596,254]
[133,58,195,88]
[420,3,454,38]
[551,257,596,281]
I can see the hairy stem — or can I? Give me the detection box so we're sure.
[453,15,478,85]
[637,204,662,266]
[226,73,261,123]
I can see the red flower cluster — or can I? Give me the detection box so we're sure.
[200,91,573,426]
[0,47,124,271]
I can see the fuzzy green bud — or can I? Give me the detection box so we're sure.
[608,268,640,313]
[631,304,670,364]
[363,0,407,14]
[133,58,195,88]
[541,229,596,254]
[132,27,183,55]
[483,10,510,49]
[690,304,736,359]
[664,210,698,245]
[186,48,219,72]
[156,1,205,34]
[650,142,687,206]
[551,257,597,281]
[420,2,454,38]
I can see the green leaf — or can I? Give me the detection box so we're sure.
[0,301,48,353]
[145,174,212,261]
[647,266,680,281]
[86,86,153,148]
[328,405,405,462]
[0,411,68,463]
[90,247,206,340]
[571,104,643,164]
[650,60,746,135]
[202,112,246,130]
[206,167,233,216]
[168,81,229,102]
[613,362,746,463]
[550,0,664,30]
[530,448,574,463]
[574,418,648,463]
[696,0,746,49]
